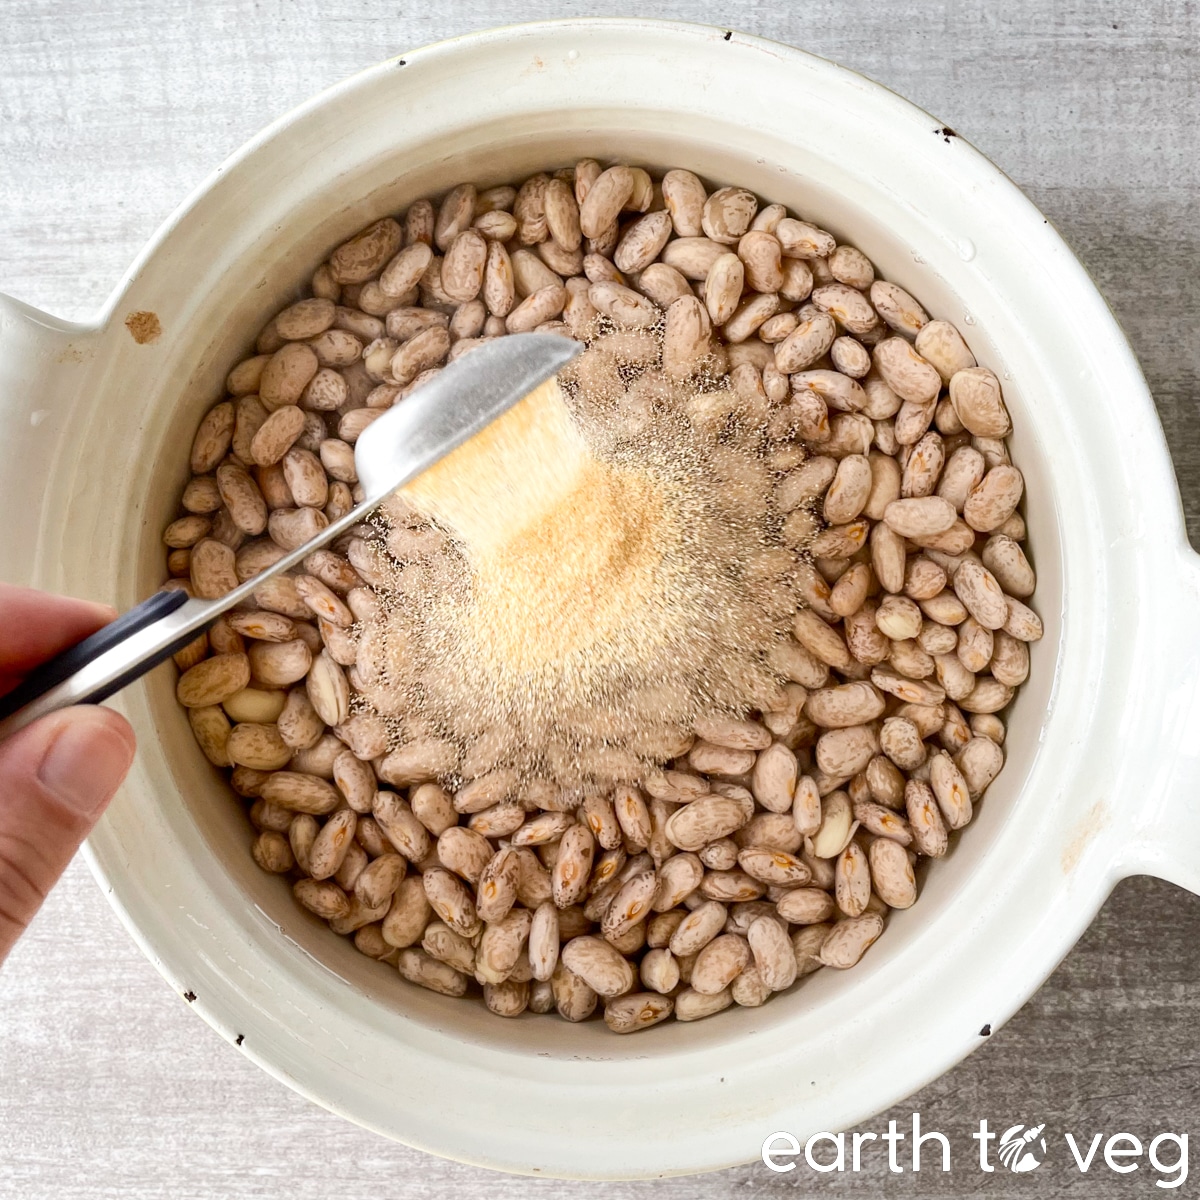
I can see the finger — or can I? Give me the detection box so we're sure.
[0,583,116,678]
[0,706,135,963]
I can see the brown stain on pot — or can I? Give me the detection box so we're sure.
[125,310,162,343]
[1061,799,1111,873]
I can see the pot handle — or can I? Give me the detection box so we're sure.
[1125,543,1200,894]
[0,292,98,584]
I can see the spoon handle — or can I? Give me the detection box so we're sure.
[0,497,378,741]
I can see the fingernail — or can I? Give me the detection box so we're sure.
[38,712,136,817]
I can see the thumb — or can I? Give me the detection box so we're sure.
[0,706,135,962]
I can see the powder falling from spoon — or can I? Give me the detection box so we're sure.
[354,325,812,793]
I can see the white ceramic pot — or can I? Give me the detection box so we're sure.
[1,18,1198,1180]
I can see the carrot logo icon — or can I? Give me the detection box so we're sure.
[998,1124,1047,1172]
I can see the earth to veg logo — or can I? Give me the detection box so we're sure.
[762,1115,1188,1188]
[998,1123,1048,1172]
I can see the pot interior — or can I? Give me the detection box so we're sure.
[102,66,1062,1065]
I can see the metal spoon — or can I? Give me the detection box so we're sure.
[0,333,581,739]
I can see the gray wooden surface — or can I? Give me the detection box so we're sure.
[1,2,1198,1196]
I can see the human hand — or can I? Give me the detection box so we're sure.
[0,583,136,963]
